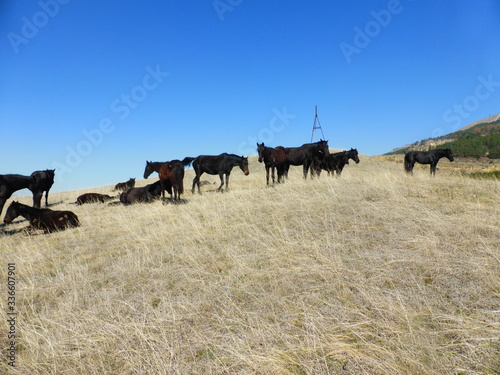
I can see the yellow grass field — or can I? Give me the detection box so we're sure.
[1,156,499,374]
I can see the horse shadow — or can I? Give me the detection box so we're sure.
[162,197,188,205]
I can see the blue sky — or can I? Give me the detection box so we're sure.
[1,0,499,192]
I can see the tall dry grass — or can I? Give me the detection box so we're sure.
[1,156,499,374]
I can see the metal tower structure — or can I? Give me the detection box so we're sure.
[310,105,325,142]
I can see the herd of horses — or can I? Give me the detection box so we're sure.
[0,143,454,234]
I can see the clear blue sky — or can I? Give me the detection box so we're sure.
[1,0,499,192]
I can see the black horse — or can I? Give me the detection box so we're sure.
[30,169,55,208]
[0,174,33,217]
[192,153,249,194]
[256,143,287,186]
[283,140,330,179]
[404,148,454,175]
[312,151,349,177]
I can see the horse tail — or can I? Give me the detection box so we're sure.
[181,157,195,167]
[404,153,412,173]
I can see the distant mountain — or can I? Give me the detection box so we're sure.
[386,113,500,158]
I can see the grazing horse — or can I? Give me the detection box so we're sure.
[283,140,330,179]
[113,178,135,191]
[0,174,33,217]
[30,169,55,208]
[3,201,79,233]
[144,157,193,200]
[192,153,249,194]
[76,193,115,205]
[257,143,287,185]
[404,149,454,175]
[120,181,162,204]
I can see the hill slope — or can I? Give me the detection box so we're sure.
[1,157,499,374]
[387,113,500,158]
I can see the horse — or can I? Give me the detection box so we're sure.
[319,148,360,177]
[256,143,287,186]
[0,174,34,217]
[144,157,193,200]
[312,151,350,177]
[404,149,454,175]
[3,201,79,233]
[76,193,115,205]
[283,140,330,179]
[113,178,135,191]
[120,181,162,204]
[30,169,55,208]
[191,153,249,194]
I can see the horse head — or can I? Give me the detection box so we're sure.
[445,148,454,162]
[318,139,330,156]
[240,156,250,175]
[3,201,21,223]
[256,143,265,163]
[349,148,360,164]
[144,161,154,179]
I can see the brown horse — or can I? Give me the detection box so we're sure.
[76,193,115,205]
[3,201,80,233]
[113,178,135,191]
[143,157,193,200]
[257,143,287,185]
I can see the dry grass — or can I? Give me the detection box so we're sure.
[1,156,499,374]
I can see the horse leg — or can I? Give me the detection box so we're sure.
[225,173,230,191]
[192,173,202,194]
[45,189,50,206]
[430,163,436,176]
[265,166,270,186]
[0,197,6,217]
[302,163,309,179]
[271,166,276,185]
[217,174,224,191]
[33,190,43,208]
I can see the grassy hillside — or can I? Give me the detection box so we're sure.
[1,156,499,374]
[387,117,500,158]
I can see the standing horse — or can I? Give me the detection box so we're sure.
[312,151,350,177]
[3,201,79,233]
[257,143,287,186]
[0,174,33,217]
[404,149,454,175]
[191,153,249,194]
[30,169,55,208]
[283,140,330,179]
[144,157,193,200]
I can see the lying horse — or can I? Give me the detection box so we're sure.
[3,201,79,233]
[257,143,287,186]
[76,193,115,205]
[113,178,135,191]
[191,153,249,194]
[30,169,55,208]
[120,181,162,204]
[404,149,454,175]
[144,157,194,200]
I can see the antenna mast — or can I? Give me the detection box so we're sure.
[310,105,325,142]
